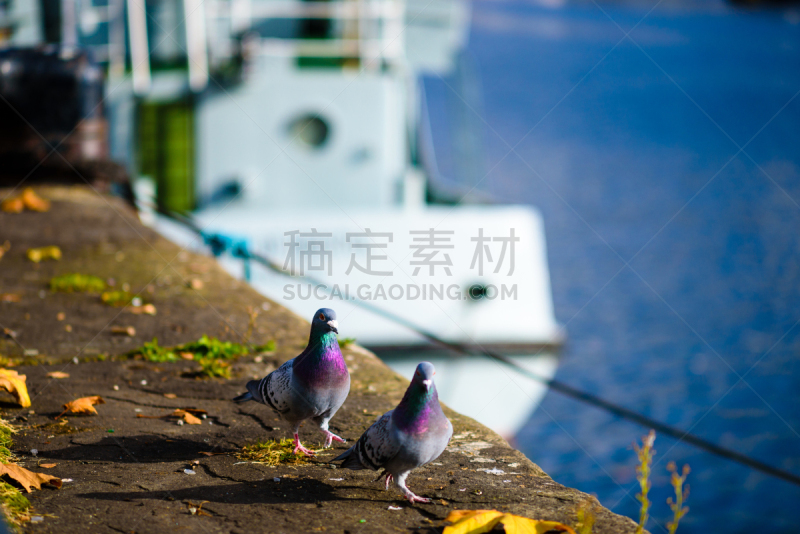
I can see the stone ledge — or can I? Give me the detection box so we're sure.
[0,186,640,533]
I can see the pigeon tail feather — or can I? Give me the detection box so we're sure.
[232,391,253,404]
[331,446,368,470]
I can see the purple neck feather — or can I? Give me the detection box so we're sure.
[293,331,348,386]
[394,382,439,434]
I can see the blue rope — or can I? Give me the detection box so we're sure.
[201,231,252,281]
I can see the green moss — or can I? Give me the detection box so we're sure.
[0,420,15,464]
[0,419,30,528]
[100,290,137,307]
[338,337,356,349]
[131,335,251,361]
[0,480,31,526]
[198,359,231,379]
[129,335,261,379]
[236,438,310,466]
[133,338,178,362]
[254,340,276,352]
[182,335,249,360]
[49,273,106,293]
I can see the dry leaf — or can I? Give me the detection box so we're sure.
[179,352,194,360]
[187,278,204,290]
[443,510,576,534]
[111,326,136,337]
[129,303,156,315]
[0,293,21,303]
[57,395,105,418]
[21,188,50,212]
[172,409,202,425]
[47,372,70,379]
[0,463,61,493]
[1,197,24,213]
[0,369,31,407]
[136,408,203,424]
[1,189,50,214]
[26,246,61,263]
[163,393,177,399]
[38,463,57,469]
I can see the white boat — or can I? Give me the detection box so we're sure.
[11,0,564,438]
[168,205,563,438]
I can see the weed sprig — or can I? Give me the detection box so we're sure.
[666,461,690,534]
[634,430,655,534]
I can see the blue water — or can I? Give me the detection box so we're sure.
[425,1,800,532]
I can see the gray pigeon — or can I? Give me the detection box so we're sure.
[233,308,350,456]
[332,361,452,503]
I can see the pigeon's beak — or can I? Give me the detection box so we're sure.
[422,379,433,390]
[327,320,339,334]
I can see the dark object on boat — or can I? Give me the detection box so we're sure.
[0,46,132,204]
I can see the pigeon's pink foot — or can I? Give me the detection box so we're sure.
[403,490,431,504]
[374,471,393,490]
[293,433,316,456]
[322,430,345,448]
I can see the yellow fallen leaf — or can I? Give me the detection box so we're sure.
[0,463,61,493]
[1,197,24,213]
[172,409,202,425]
[47,372,69,379]
[0,369,31,407]
[163,393,177,399]
[20,188,50,212]
[38,463,57,469]
[26,246,61,263]
[443,510,576,534]
[444,510,504,534]
[57,395,105,418]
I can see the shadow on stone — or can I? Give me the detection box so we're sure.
[80,478,339,505]
[43,435,235,463]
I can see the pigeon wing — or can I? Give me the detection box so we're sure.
[261,359,294,414]
[354,410,400,470]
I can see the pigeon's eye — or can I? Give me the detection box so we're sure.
[319,313,325,321]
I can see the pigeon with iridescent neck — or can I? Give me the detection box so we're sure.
[331,362,452,503]
[233,308,350,456]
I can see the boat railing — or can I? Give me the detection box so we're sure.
[209,0,407,69]
[57,0,407,95]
